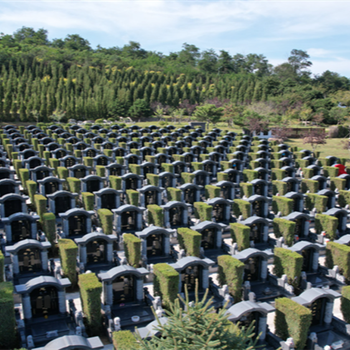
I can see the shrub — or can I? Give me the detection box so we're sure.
[109,176,122,190]
[271,168,285,181]
[146,173,159,186]
[193,202,212,221]
[275,298,312,350]
[323,166,338,178]
[78,273,102,335]
[326,241,350,281]
[26,180,37,203]
[112,330,140,350]
[273,218,295,247]
[82,192,94,211]
[205,185,220,199]
[67,177,81,194]
[83,157,94,167]
[230,223,250,251]
[338,190,350,207]
[98,209,113,235]
[49,158,59,175]
[341,285,350,324]
[301,179,318,193]
[239,182,253,197]
[74,149,82,158]
[305,193,327,213]
[181,172,195,184]
[58,239,78,286]
[191,162,203,171]
[34,194,47,220]
[0,282,16,349]
[172,154,185,162]
[330,177,346,191]
[129,164,141,175]
[315,214,338,240]
[18,168,29,191]
[57,166,68,180]
[145,155,156,164]
[161,163,174,173]
[13,159,22,175]
[232,199,251,219]
[147,205,164,227]
[242,169,258,182]
[124,234,141,267]
[217,255,244,302]
[272,196,293,216]
[271,159,283,169]
[0,251,3,282]
[177,228,201,257]
[96,165,106,177]
[302,168,313,179]
[219,161,231,171]
[126,189,139,206]
[217,172,229,181]
[167,187,182,202]
[42,212,56,245]
[153,263,179,309]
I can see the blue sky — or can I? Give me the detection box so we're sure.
[1,0,350,77]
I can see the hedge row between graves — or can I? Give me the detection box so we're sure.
[78,273,103,335]
[232,199,251,219]
[326,242,350,282]
[0,251,4,282]
[82,192,94,211]
[147,205,164,227]
[67,177,81,194]
[34,194,47,220]
[301,179,318,193]
[147,173,159,187]
[272,218,296,247]
[126,189,139,206]
[271,168,285,181]
[98,209,113,235]
[162,163,174,174]
[123,233,141,268]
[194,202,212,222]
[57,166,68,181]
[181,172,195,184]
[338,190,350,208]
[272,180,287,196]
[109,176,122,190]
[242,169,258,182]
[112,330,140,350]
[26,180,37,203]
[275,297,312,350]
[239,182,253,197]
[96,165,106,177]
[205,185,220,199]
[42,212,56,244]
[58,239,78,287]
[330,177,346,191]
[177,228,201,257]
[323,166,338,178]
[341,285,350,324]
[217,255,244,302]
[167,187,182,202]
[273,248,303,286]
[153,263,179,310]
[0,282,16,349]
[229,223,250,251]
[272,196,293,216]
[19,168,29,191]
[305,193,327,213]
[315,214,338,241]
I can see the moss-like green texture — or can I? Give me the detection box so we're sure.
[124,233,141,268]
[232,199,251,219]
[58,239,78,286]
[98,209,113,235]
[146,173,159,186]
[109,175,122,190]
[273,218,296,247]
[323,166,338,178]
[330,177,346,191]
[242,169,258,182]
[0,282,16,349]
[13,159,22,176]
[96,165,106,177]
[326,241,350,281]
[272,196,293,216]
[82,192,95,211]
[275,297,312,350]
[194,202,212,222]
[78,273,102,335]
[129,164,141,176]
[147,205,164,227]
[217,255,244,302]
[161,163,174,173]
[181,172,195,184]
[338,190,350,207]
[112,330,140,350]
[205,185,220,199]
[19,168,29,191]
[301,179,318,193]
[49,158,59,175]
[230,223,250,251]
[167,187,182,202]
[57,166,68,180]
[239,182,253,197]
[315,214,338,241]
[34,194,47,220]
[217,172,229,181]
[272,180,288,195]
[26,180,37,203]
[126,189,139,206]
[305,193,327,213]
[83,156,94,167]
[42,212,56,245]
[177,227,201,257]
[191,162,203,171]
[341,285,350,324]
[67,177,81,194]
[153,263,179,309]
[271,168,285,181]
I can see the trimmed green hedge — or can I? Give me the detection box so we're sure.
[26,180,37,203]
[42,212,56,244]
[219,161,231,171]
[161,163,174,173]
[318,157,330,167]
[112,330,139,350]
[166,187,182,202]
[177,228,201,257]
[271,168,285,181]
[302,168,313,179]
[205,185,220,199]
[153,263,179,309]
[98,209,113,235]
[13,159,23,176]
[230,223,250,251]
[326,242,350,281]
[272,196,293,216]
[0,282,16,349]
[57,166,68,180]
[19,168,29,191]
[147,205,164,227]
[34,194,47,220]
[232,199,251,219]
[49,158,59,175]
[315,214,338,240]
[341,285,350,324]
[273,248,303,286]
[301,179,318,193]
[0,251,4,282]
[330,177,346,191]
[217,255,244,302]
[239,182,253,197]
[109,176,122,190]
[96,165,106,177]
[181,172,195,184]
[67,177,81,194]
[242,169,258,182]
[191,162,203,171]
[217,172,229,181]
[271,159,283,169]
[78,273,102,335]
[273,218,295,247]
[323,166,338,178]
[275,297,312,350]
[124,233,141,268]
[129,164,141,175]
[83,156,94,167]
[146,173,159,186]
[145,155,156,164]
[126,189,139,206]
[194,202,212,222]
[305,193,327,213]
[82,192,95,211]
[338,190,350,207]
[58,239,78,287]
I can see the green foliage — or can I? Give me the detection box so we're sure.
[0,252,3,283]
[96,165,106,177]
[129,164,141,175]
[58,239,78,286]
[330,177,346,191]
[338,190,350,207]
[315,214,338,240]
[275,298,312,350]
[57,166,68,180]
[242,169,258,182]
[161,163,174,173]
[177,228,201,257]
[98,209,113,235]
[217,255,245,301]
[26,180,37,203]
[19,168,29,190]
[0,282,16,349]
[82,192,94,211]
[153,263,179,309]
[271,160,283,169]
[113,330,140,350]
[193,104,224,124]
[147,205,164,227]
[13,159,23,176]
[193,202,212,221]
[301,179,318,193]
[83,157,93,167]
[205,185,220,199]
[109,176,122,190]
[239,182,253,197]
[217,172,229,181]
[123,233,141,267]
[305,193,327,213]
[128,99,152,120]
[166,187,182,202]
[78,273,102,335]
[49,158,59,175]
[67,177,81,194]
[341,286,350,324]
[34,194,47,220]
[272,180,288,195]
[273,248,303,285]
[126,189,139,206]
[323,166,338,178]
[272,218,296,246]
[271,168,286,181]
[191,162,203,171]
[181,172,195,184]
[232,199,251,219]
[229,223,250,251]
[272,196,293,216]
[301,168,313,179]
[326,242,350,281]
[42,212,56,245]
[146,173,160,186]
